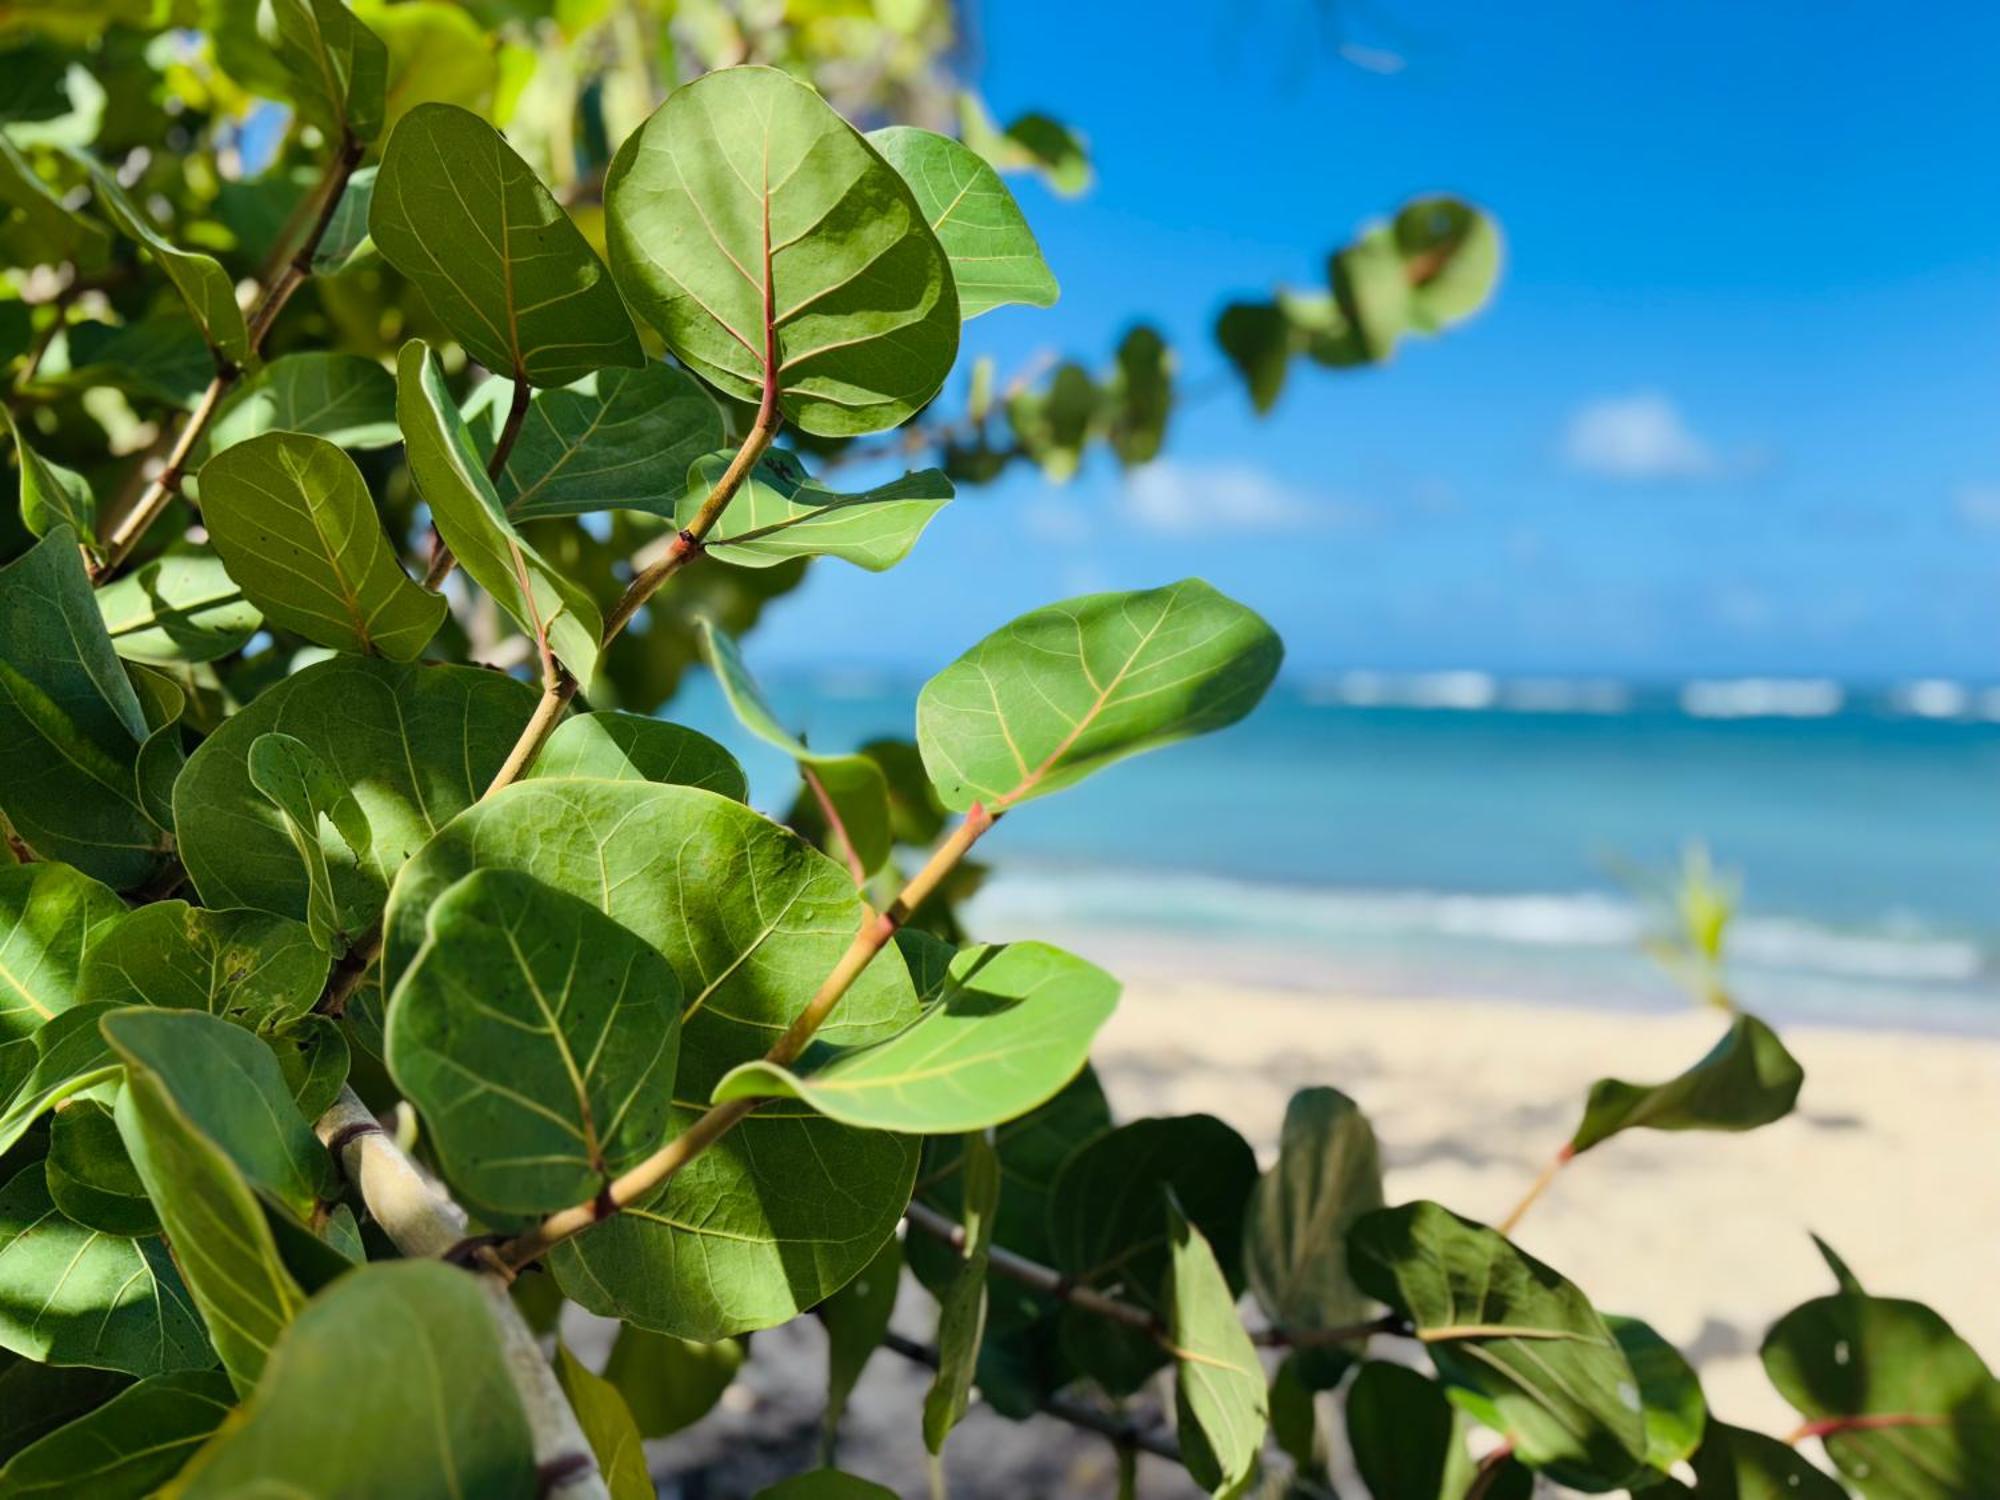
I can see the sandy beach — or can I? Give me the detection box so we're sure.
[1088,957,2000,1446]
[642,956,2000,1495]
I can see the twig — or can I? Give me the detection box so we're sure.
[1497,1144,1573,1236]
[314,1089,609,1500]
[91,134,364,584]
[901,1202,1404,1351]
[877,1331,1182,1463]
[494,803,999,1270]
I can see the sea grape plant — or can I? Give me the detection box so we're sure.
[0,5,1988,1499]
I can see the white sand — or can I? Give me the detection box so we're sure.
[1087,964,2000,1442]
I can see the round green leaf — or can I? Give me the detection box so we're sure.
[602,1325,744,1439]
[681,449,953,572]
[1244,1086,1385,1338]
[605,65,959,437]
[870,125,1058,320]
[916,578,1283,811]
[1608,1314,1707,1476]
[173,655,539,926]
[370,102,641,386]
[386,868,682,1216]
[1691,1422,1848,1500]
[714,940,1118,1133]
[96,549,262,666]
[205,352,400,456]
[526,709,747,800]
[80,900,327,1028]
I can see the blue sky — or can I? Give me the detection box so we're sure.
[746,0,2000,681]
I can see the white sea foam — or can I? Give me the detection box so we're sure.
[1679,678,1845,719]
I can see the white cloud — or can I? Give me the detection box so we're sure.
[1022,499,1091,546]
[1562,392,1717,480]
[1121,461,1348,535]
[1956,485,2000,530]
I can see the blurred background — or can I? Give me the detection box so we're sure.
[684,0,2000,1035]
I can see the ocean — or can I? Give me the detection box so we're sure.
[670,670,2000,1034]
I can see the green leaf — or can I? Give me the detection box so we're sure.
[1005,361,1098,481]
[917,578,1283,811]
[1046,1114,1256,1394]
[1330,226,1409,363]
[698,618,890,875]
[755,1474,897,1500]
[0,1164,211,1376]
[205,351,400,456]
[1568,1013,1803,1155]
[602,1325,744,1439]
[908,1065,1110,1331]
[311,165,374,272]
[1394,197,1501,333]
[0,1356,130,1466]
[869,125,1058,320]
[1690,1423,1848,1500]
[127,664,187,835]
[1268,1353,1323,1484]
[923,1129,996,1453]
[174,654,538,927]
[80,900,327,1028]
[1346,1201,1648,1489]
[396,339,603,682]
[0,861,124,1044]
[0,529,170,890]
[383,778,922,1340]
[1244,1086,1384,1339]
[201,432,447,661]
[956,94,1092,197]
[268,1013,349,1118]
[682,449,953,572]
[45,1097,157,1235]
[0,1367,233,1497]
[101,1007,330,1221]
[552,1343,652,1500]
[109,1017,309,1392]
[0,132,107,270]
[716,940,1118,1133]
[1166,1192,1267,1498]
[170,1261,536,1500]
[527,710,746,799]
[1608,1314,1706,1476]
[75,158,249,366]
[4,407,93,547]
[0,1003,122,1156]
[371,103,640,386]
[96,549,262,665]
[822,1230,900,1447]
[387,868,681,1216]
[482,363,723,521]
[266,0,387,144]
[1811,1234,1867,1296]
[1215,301,1294,414]
[1762,1291,2000,1496]
[248,731,377,953]
[605,65,959,437]
[1345,1361,1484,1500]
[352,0,498,135]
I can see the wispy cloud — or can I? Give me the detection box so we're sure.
[1121,461,1358,536]
[1562,392,1718,480]
[1955,485,2000,530]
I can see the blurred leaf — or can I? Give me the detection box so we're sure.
[755,1473,897,1500]
[76,156,248,366]
[1166,1191,1267,1497]
[923,1130,995,1453]
[822,1230,900,1448]
[170,1262,535,1498]
[202,432,445,660]
[603,1325,744,1439]
[1245,1085,1384,1340]
[871,125,1058,318]
[917,578,1283,812]
[606,65,958,437]
[372,103,639,386]
[1108,324,1171,466]
[552,1343,652,1500]
[1762,1290,2000,1497]
[958,93,1091,196]
[1348,1201,1648,1488]
[1345,1361,1520,1500]
[1569,1013,1803,1155]
[716,940,1117,1133]
[353,0,500,134]
[1329,225,1408,363]
[386,867,681,1216]
[1608,1314,1706,1476]
[1690,1422,1848,1499]
[1394,196,1501,333]
[0,1367,233,1497]
[1215,301,1292,414]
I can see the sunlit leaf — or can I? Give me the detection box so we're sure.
[96,549,262,665]
[5,406,93,546]
[0,861,124,1044]
[76,157,248,365]
[80,900,326,1028]
[0,1002,122,1158]
[396,339,603,681]
[526,710,745,799]
[606,65,959,437]
[205,352,400,456]
[202,432,446,660]
[248,731,377,953]
[1690,1422,1847,1499]
[1608,1314,1706,1477]
[1394,197,1501,333]
[372,103,639,386]
[552,1343,652,1500]
[917,578,1283,811]
[387,868,681,1215]
[716,940,1117,1133]
[923,1129,995,1453]
[870,125,1058,319]
[683,449,952,572]
[1167,1192,1267,1498]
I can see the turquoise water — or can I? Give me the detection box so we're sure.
[671,673,2000,1032]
